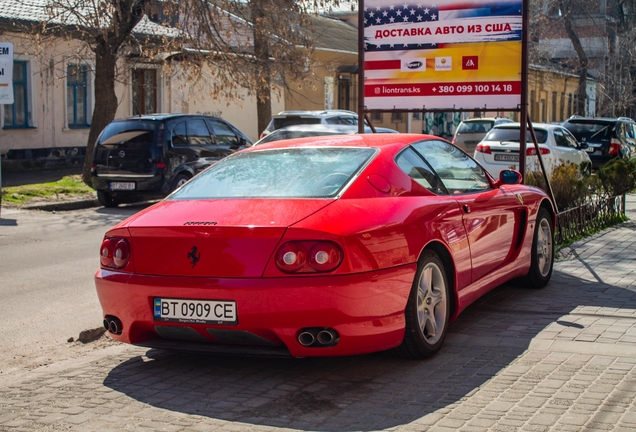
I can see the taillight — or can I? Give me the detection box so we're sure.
[475,144,491,154]
[100,239,114,267]
[609,138,621,155]
[526,147,550,156]
[309,242,342,272]
[260,132,266,139]
[100,238,131,269]
[451,136,456,144]
[155,162,166,168]
[276,241,343,273]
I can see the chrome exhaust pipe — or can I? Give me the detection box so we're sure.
[107,316,122,335]
[317,330,334,345]
[298,331,315,347]
[103,319,110,331]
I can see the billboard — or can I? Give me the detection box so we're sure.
[0,42,14,105]
[363,0,522,110]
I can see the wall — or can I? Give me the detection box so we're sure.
[0,32,283,168]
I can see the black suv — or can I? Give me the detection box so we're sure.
[562,116,636,169]
[91,114,252,207]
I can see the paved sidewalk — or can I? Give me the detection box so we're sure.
[1,197,635,431]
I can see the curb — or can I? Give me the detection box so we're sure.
[22,198,100,212]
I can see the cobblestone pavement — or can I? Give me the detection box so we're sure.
[1,197,636,431]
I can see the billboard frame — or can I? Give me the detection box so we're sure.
[357,0,556,209]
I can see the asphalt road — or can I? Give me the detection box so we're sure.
[0,204,148,376]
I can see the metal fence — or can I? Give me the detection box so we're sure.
[555,194,627,245]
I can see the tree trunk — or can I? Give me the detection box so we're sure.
[82,46,119,185]
[252,0,272,136]
[559,0,588,116]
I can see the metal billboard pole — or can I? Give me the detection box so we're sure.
[519,0,529,180]
[357,0,365,134]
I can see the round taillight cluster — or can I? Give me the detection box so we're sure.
[276,241,343,273]
[100,238,131,269]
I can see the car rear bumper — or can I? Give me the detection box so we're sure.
[91,173,166,194]
[95,264,416,357]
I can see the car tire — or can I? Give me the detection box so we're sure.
[97,191,119,208]
[522,207,554,289]
[170,173,190,192]
[395,250,450,359]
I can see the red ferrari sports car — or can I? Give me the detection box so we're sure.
[96,134,554,358]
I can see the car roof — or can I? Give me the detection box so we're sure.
[461,117,511,122]
[248,133,437,151]
[273,110,358,118]
[491,122,557,130]
[111,113,221,122]
[272,124,397,133]
[564,116,634,124]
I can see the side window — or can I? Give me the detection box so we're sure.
[325,117,341,125]
[627,124,636,140]
[411,140,491,194]
[562,129,580,148]
[396,148,445,195]
[187,119,214,146]
[208,119,240,147]
[171,121,187,147]
[553,129,570,147]
[340,116,357,125]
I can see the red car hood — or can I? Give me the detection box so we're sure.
[123,199,333,277]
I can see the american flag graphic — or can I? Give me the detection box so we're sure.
[364,4,440,51]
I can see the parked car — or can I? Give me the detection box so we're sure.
[254,124,398,145]
[562,116,636,169]
[96,134,554,359]
[260,110,367,138]
[452,117,513,153]
[473,122,592,178]
[91,114,252,207]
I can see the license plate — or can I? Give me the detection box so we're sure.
[585,147,595,153]
[153,298,237,324]
[494,154,519,162]
[110,182,135,190]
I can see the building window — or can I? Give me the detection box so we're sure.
[132,68,157,115]
[370,111,383,122]
[391,111,404,122]
[541,99,547,122]
[551,92,558,122]
[67,64,89,128]
[3,61,29,128]
[413,112,422,120]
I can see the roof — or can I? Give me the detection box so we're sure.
[252,132,431,151]
[0,0,179,37]
[309,15,358,53]
[112,113,220,122]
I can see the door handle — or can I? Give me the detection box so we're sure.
[462,204,470,213]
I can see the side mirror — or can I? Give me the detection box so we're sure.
[498,169,522,185]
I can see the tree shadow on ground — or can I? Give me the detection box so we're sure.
[102,264,636,431]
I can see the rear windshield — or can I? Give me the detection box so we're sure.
[272,117,322,130]
[483,127,548,144]
[564,121,612,141]
[170,147,376,199]
[98,121,158,148]
[457,121,494,134]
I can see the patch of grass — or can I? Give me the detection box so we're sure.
[1,175,94,204]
